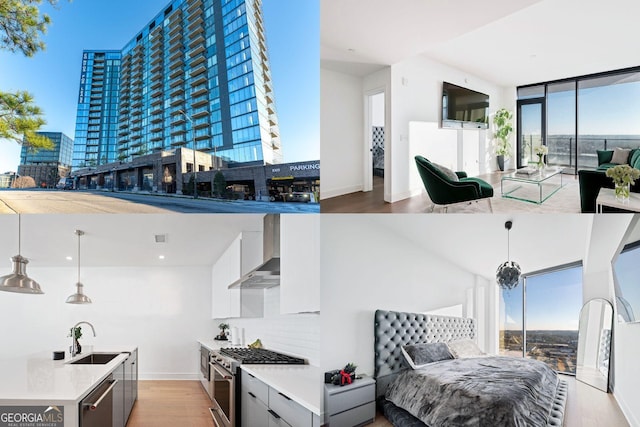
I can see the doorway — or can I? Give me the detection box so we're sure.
[517,98,545,169]
[364,91,386,197]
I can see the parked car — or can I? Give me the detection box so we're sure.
[285,192,314,203]
[269,190,285,202]
[56,177,74,190]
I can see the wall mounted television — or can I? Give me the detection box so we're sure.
[441,82,489,129]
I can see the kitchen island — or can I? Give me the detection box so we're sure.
[0,346,137,427]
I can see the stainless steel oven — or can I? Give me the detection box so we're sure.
[199,345,213,400]
[210,357,236,427]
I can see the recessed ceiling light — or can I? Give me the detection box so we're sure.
[347,48,355,52]
[66,256,73,261]
[158,255,165,260]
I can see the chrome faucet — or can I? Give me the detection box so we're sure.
[70,321,96,357]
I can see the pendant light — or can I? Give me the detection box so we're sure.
[0,214,44,294]
[496,221,521,290]
[66,230,92,304]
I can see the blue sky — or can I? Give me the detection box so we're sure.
[521,81,640,136]
[0,0,319,173]
[501,265,583,331]
[614,247,640,321]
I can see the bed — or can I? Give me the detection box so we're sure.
[374,310,568,427]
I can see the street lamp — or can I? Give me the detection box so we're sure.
[177,109,197,199]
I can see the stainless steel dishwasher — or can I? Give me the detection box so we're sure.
[80,374,117,427]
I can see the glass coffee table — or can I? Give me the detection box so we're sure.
[501,167,564,204]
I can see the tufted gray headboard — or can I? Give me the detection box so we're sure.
[374,309,475,398]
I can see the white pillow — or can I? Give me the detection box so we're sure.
[447,339,486,358]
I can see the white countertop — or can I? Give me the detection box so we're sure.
[0,346,136,404]
[241,364,322,416]
[198,338,244,352]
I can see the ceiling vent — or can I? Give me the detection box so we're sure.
[154,234,168,243]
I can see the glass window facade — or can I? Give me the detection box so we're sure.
[500,262,583,374]
[21,132,74,167]
[72,0,281,171]
[73,50,121,169]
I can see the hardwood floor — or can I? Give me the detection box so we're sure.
[368,375,629,427]
[128,381,214,427]
[320,172,580,214]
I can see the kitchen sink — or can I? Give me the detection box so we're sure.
[69,353,121,365]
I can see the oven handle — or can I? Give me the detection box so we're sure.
[210,362,233,380]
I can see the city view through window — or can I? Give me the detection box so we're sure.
[518,69,640,173]
[500,264,583,374]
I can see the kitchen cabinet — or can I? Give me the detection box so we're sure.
[112,363,125,427]
[240,371,315,427]
[212,232,264,319]
[124,349,138,420]
[280,215,320,314]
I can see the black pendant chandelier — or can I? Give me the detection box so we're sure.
[496,221,521,290]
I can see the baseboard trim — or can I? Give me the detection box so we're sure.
[320,184,364,200]
[139,373,200,380]
[613,390,637,427]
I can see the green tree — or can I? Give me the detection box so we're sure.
[0,91,52,149]
[213,171,226,198]
[0,0,69,151]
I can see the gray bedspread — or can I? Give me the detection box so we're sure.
[385,356,559,427]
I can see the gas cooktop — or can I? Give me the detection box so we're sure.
[219,347,306,365]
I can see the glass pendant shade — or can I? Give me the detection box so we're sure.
[496,221,521,290]
[66,230,91,304]
[0,215,44,294]
[496,260,521,290]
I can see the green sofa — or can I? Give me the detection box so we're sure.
[578,148,640,213]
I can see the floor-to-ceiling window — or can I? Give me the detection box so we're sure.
[517,67,640,174]
[500,262,583,374]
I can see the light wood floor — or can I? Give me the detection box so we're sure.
[369,375,629,427]
[128,381,214,427]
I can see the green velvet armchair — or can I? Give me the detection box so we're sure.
[414,155,494,213]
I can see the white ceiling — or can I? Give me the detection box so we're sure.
[371,214,595,280]
[321,0,640,85]
[0,214,264,268]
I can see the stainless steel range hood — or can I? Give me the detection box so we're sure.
[229,214,280,289]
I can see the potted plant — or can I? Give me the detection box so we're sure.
[69,326,82,354]
[216,323,229,340]
[493,108,513,171]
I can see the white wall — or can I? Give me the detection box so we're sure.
[320,68,365,199]
[320,215,481,375]
[214,287,320,366]
[388,55,511,202]
[0,266,212,380]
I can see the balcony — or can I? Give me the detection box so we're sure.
[192,106,208,118]
[150,97,163,107]
[169,67,184,79]
[190,73,207,87]
[150,79,162,90]
[189,52,206,68]
[118,128,131,136]
[189,43,205,58]
[150,88,162,99]
[150,133,163,142]
[187,16,203,32]
[171,86,185,97]
[187,0,202,15]
[170,96,185,106]
[191,63,206,77]
[194,118,209,129]
[150,114,163,124]
[169,76,185,88]
[191,83,207,97]
[169,56,184,70]
[191,94,208,108]
[188,33,205,49]
[168,22,181,38]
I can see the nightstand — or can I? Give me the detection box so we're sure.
[324,376,375,427]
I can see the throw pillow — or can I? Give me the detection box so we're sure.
[447,339,486,358]
[432,162,459,182]
[630,149,640,170]
[597,150,613,165]
[401,342,454,369]
[611,148,631,165]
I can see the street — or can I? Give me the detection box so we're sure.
[0,189,320,214]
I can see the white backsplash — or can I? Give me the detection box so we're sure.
[213,287,320,366]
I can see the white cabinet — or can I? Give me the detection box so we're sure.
[280,215,320,314]
[212,231,265,319]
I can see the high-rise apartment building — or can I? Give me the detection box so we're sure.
[19,131,74,186]
[72,0,281,171]
[72,51,121,169]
